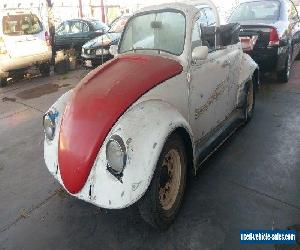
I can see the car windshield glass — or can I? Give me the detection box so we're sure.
[3,14,42,36]
[109,16,129,33]
[119,11,186,56]
[91,20,108,31]
[229,0,280,22]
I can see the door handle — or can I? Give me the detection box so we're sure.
[222,60,231,67]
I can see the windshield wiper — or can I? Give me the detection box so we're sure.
[123,47,163,54]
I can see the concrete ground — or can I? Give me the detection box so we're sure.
[0,63,300,250]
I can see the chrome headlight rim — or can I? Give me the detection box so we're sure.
[43,112,56,141]
[106,135,127,176]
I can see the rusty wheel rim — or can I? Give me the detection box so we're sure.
[159,149,181,211]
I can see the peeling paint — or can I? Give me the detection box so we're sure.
[153,142,157,149]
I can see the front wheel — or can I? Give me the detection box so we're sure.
[39,63,51,77]
[138,134,187,230]
[0,78,7,88]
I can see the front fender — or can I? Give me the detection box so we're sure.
[77,100,194,209]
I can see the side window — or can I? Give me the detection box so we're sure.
[199,9,208,26]
[200,8,217,51]
[203,8,216,26]
[192,18,202,51]
[69,21,83,34]
[56,22,69,35]
[82,22,90,32]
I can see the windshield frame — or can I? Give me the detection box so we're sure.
[118,9,187,57]
[229,0,281,22]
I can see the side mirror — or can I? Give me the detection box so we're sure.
[109,45,118,56]
[192,46,208,61]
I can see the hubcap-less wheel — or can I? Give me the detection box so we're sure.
[138,134,187,230]
[159,149,182,211]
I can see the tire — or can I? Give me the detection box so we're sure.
[54,60,69,74]
[39,63,51,77]
[12,69,25,81]
[277,49,292,83]
[0,78,7,88]
[242,78,255,123]
[138,133,187,230]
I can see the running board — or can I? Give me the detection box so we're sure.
[195,111,243,171]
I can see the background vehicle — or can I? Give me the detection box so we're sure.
[0,10,52,87]
[54,19,109,55]
[43,1,258,230]
[229,0,300,83]
[82,15,130,67]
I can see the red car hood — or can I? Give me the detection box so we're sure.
[58,54,183,194]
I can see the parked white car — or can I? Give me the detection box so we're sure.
[0,10,52,87]
[43,0,258,230]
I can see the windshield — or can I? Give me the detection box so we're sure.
[109,16,129,33]
[3,14,43,36]
[119,11,186,56]
[229,0,280,22]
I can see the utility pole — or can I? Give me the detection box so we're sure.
[100,0,105,23]
[79,0,83,18]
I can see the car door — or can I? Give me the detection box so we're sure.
[189,16,231,141]
[68,20,93,51]
[54,21,72,50]
[203,6,241,116]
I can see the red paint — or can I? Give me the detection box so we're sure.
[58,54,183,194]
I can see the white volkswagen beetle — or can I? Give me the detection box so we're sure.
[43,0,259,230]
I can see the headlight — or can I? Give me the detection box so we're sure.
[106,135,127,175]
[43,111,57,141]
[96,49,109,56]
